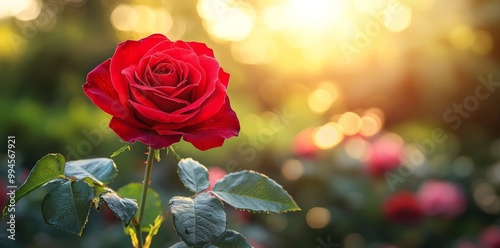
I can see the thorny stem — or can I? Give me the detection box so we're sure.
[136,146,155,247]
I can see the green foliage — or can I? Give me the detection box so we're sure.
[4,154,138,235]
[170,193,226,247]
[118,183,163,232]
[9,152,300,247]
[208,229,253,248]
[65,158,117,184]
[211,170,301,213]
[6,153,66,215]
[41,180,94,235]
[177,158,209,193]
[101,191,137,225]
[168,159,299,247]
[170,230,252,248]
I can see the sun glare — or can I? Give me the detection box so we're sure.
[286,0,347,32]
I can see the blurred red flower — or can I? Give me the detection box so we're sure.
[382,191,423,224]
[479,226,500,248]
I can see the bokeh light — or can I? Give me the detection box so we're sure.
[306,207,331,229]
[338,112,362,136]
[473,182,500,214]
[281,159,304,181]
[313,122,344,149]
[110,4,172,35]
[383,2,412,32]
[344,137,371,161]
[308,82,338,114]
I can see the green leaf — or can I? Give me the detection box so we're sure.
[41,180,94,235]
[110,144,131,158]
[169,230,252,248]
[144,215,164,248]
[209,229,253,248]
[3,153,67,215]
[169,192,226,247]
[177,158,209,193]
[211,170,300,213]
[118,183,163,232]
[65,158,117,185]
[101,191,138,225]
[81,177,107,210]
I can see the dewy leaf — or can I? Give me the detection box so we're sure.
[41,180,94,235]
[65,158,117,185]
[118,183,163,232]
[211,170,301,213]
[144,215,165,248]
[169,192,226,247]
[3,153,67,215]
[101,191,138,225]
[177,158,209,193]
[208,229,253,248]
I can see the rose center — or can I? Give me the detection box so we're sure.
[153,63,174,75]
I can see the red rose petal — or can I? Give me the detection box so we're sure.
[186,41,215,58]
[83,59,128,119]
[218,68,230,88]
[110,34,168,107]
[181,98,240,151]
[109,117,181,149]
[129,100,195,123]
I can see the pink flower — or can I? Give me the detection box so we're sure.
[367,135,403,177]
[416,180,467,219]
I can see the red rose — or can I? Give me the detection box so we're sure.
[83,34,240,150]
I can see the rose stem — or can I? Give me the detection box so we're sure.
[137,146,155,247]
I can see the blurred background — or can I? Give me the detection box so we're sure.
[1,0,500,247]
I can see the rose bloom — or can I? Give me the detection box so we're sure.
[382,191,424,224]
[416,180,467,219]
[83,34,239,150]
